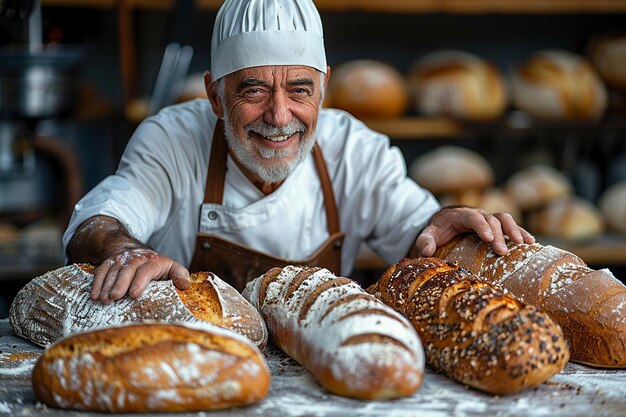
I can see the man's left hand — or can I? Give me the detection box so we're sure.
[414,206,535,257]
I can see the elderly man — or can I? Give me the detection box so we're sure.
[64,0,534,304]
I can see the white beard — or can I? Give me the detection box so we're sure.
[222,111,315,184]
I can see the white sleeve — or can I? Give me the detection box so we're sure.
[338,126,441,266]
[62,119,186,253]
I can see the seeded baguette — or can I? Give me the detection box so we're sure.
[434,234,626,368]
[31,322,270,412]
[369,257,569,395]
[9,263,267,349]
[242,265,425,400]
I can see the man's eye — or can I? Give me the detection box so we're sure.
[292,88,311,95]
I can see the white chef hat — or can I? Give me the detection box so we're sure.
[210,0,327,81]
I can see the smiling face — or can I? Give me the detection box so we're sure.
[207,65,329,184]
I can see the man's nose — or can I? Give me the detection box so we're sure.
[264,91,292,127]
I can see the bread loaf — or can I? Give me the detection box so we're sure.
[504,164,572,211]
[369,257,569,394]
[324,59,409,119]
[510,49,608,120]
[434,234,626,368]
[526,197,604,240]
[407,50,508,121]
[588,32,626,91]
[9,264,267,349]
[242,265,424,400]
[599,180,626,232]
[32,322,270,412]
[409,145,494,196]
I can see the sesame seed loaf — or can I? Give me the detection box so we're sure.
[242,265,425,400]
[9,264,267,349]
[435,234,626,368]
[369,257,569,395]
[31,322,270,412]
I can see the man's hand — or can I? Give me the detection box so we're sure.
[414,206,535,257]
[91,248,191,305]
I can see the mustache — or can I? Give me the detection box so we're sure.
[245,119,307,138]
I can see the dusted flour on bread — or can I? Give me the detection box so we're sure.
[243,266,425,400]
[9,264,267,349]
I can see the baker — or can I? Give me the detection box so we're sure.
[63,0,534,304]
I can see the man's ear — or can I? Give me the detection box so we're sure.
[323,66,331,97]
[204,71,224,119]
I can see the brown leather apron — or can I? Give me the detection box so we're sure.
[189,121,344,292]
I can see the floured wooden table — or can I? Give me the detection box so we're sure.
[0,319,625,417]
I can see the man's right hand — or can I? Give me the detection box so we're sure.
[91,248,191,304]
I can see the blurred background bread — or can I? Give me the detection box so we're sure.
[324,59,409,119]
[588,32,626,91]
[510,49,608,120]
[599,180,626,232]
[409,145,494,196]
[407,50,508,121]
[504,164,573,211]
[526,197,604,240]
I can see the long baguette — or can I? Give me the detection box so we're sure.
[32,321,270,412]
[9,264,267,349]
[434,234,626,368]
[242,265,425,400]
[369,257,569,394]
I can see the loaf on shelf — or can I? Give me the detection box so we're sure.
[242,265,425,400]
[324,59,409,119]
[599,180,626,232]
[32,322,270,413]
[369,257,569,394]
[434,234,626,368]
[504,164,573,212]
[409,145,494,196]
[526,197,604,240]
[407,50,508,121]
[510,49,608,120]
[9,264,267,349]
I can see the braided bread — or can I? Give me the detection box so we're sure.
[9,264,267,349]
[434,234,626,368]
[369,257,569,395]
[242,265,425,400]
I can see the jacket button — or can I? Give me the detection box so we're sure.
[208,211,218,220]
[201,242,211,251]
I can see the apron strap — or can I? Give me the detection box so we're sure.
[311,143,340,234]
[204,119,227,204]
[203,121,340,234]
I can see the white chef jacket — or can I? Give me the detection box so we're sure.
[63,99,440,276]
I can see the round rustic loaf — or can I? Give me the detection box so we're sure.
[9,264,268,349]
[588,32,626,91]
[409,145,494,195]
[325,59,409,119]
[526,197,604,239]
[504,164,573,211]
[599,180,626,232]
[510,49,608,120]
[407,50,508,120]
[31,322,270,412]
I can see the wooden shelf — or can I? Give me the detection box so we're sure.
[362,117,465,139]
[41,0,626,13]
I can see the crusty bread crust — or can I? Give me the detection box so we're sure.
[32,322,270,412]
[243,266,425,400]
[370,257,569,394]
[435,234,626,368]
[9,264,267,349]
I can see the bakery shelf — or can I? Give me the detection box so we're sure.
[41,0,626,13]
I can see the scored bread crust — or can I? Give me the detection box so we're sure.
[435,234,626,368]
[243,266,425,400]
[31,321,270,412]
[9,264,267,349]
[370,257,569,395]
